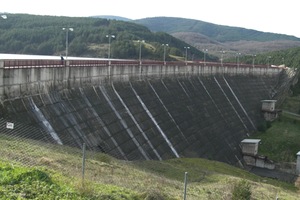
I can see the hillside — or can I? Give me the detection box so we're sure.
[1,14,299,63]
[91,15,132,21]
[135,17,300,56]
[0,135,299,199]
[225,46,300,68]
[0,14,216,62]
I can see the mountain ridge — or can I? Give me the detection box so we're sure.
[94,16,300,56]
[84,16,300,57]
[134,17,300,41]
[134,17,300,56]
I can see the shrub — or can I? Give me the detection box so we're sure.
[257,121,272,132]
[257,122,267,132]
[140,188,167,200]
[232,180,252,200]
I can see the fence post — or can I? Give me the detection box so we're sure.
[183,172,188,200]
[82,143,86,187]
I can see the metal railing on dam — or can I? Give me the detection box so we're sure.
[0,58,295,166]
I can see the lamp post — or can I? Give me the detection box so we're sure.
[162,44,168,64]
[267,56,272,67]
[220,51,225,66]
[106,34,115,59]
[184,46,190,62]
[62,27,74,60]
[203,49,208,66]
[236,52,241,67]
[252,54,256,67]
[138,40,145,63]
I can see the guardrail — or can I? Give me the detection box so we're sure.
[1,59,275,69]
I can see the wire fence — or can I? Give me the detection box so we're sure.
[0,129,197,199]
[0,120,111,184]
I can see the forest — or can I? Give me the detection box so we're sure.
[0,14,214,61]
[227,47,300,69]
[1,13,300,68]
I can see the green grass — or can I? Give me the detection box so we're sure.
[0,161,141,199]
[250,112,300,163]
[281,96,300,114]
[0,134,299,199]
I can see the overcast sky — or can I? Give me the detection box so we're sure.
[1,0,300,37]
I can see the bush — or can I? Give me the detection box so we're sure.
[257,122,267,132]
[140,188,167,200]
[257,121,272,132]
[232,180,251,200]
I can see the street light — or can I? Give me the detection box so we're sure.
[62,27,74,60]
[184,46,190,62]
[203,49,208,65]
[162,44,168,64]
[236,52,241,67]
[106,34,115,59]
[267,56,272,67]
[252,54,256,67]
[220,51,226,66]
[138,40,145,62]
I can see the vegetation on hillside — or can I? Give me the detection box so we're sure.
[1,14,299,64]
[136,17,300,57]
[251,115,300,162]
[136,17,300,43]
[0,134,298,199]
[223,46,300,68]
[0,14,217,61]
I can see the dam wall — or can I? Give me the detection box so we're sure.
[0,59,295,165]
[0,60,281,100]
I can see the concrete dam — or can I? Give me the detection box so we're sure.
[0,58,296,165]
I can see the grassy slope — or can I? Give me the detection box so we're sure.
[249,94,300,163]
[251,115,300,162]
[0,135,299,199]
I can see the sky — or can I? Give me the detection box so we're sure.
[1,0,300,37]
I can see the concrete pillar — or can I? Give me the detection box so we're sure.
[296,151,300,174]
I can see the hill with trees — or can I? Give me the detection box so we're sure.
[0,14,217,62]
[2,14,300,64]
[135,17,300,57]
[224,46,300,69]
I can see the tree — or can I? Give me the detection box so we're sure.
[37,42,54,55]
[69,39,88,57]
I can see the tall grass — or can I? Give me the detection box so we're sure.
[0,134,299,199]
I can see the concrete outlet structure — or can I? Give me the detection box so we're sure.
[261,100,281,121]
[241,139,275,170]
